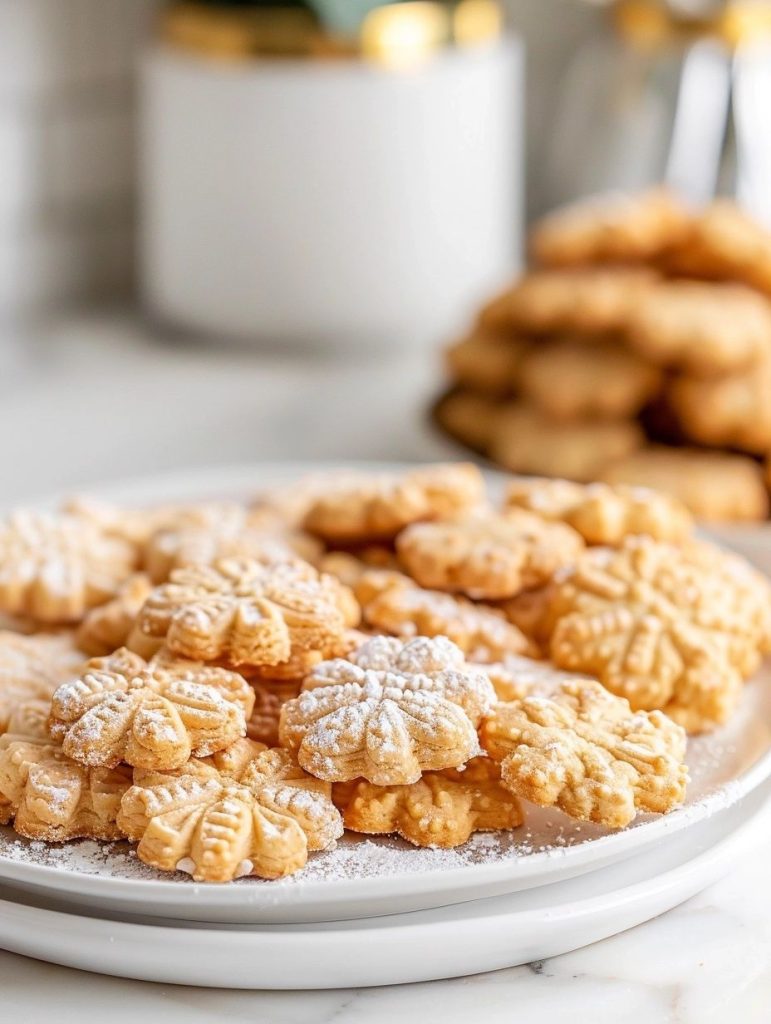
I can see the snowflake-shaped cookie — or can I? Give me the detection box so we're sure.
[303,463,484,543]
[0,631,85,733]
[0,511,137,623]
[548,537,759,730]
[118,742,343,882]
[505,479,693,546]
[132,557,359,669]
[48,650,256,770]
[481,679,688,828]
[355,570,536,662]
[0,735,131,841]
[333,756,522,848]
[397,510,584,600]
[279,636,496,785]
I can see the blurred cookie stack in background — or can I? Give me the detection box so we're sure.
[434,189,771,523]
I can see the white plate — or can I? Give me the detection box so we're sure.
[0,782,768,989]
[0,463,770,925]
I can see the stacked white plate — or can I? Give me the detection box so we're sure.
[0,464,769,989]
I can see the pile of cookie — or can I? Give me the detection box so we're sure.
[435,190,771,522]
[0,462,768,883]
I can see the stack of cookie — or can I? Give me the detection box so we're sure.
[0,463,768,880]
[435,189,771,522]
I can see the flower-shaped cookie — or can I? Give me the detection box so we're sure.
[247,679,302,746]
[548,537,760,731]
[481,679,688,828]
[279,636,496,785]
[118,742,343,882]
[0,631,85,734]
[355,570,536,662]
[132,557,359,669]
[397,510,584,600]
[75,573,153,657]
[303,463,484,544]
[505,479,693,546]
[0,511,137,623]
[0,735,131,841]
[48,650,255,770]
[333,756,522,848]
[479,654,588,703]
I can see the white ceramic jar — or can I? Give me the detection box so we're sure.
[140,41,522,346]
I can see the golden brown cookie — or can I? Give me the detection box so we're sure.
[504,478,693,545]
[0,735,132,841]
[667,359,771,454]
[333,756,523,849]
[131,557,358,669]
[433,389,502,453]
[480,678,688,828]
[75,573,153,657]
[531,188,691,268]
[0,511,137,623]
[0,631,84,733]
[518,339,661,421]
[48,650,256,770]
[118,742,343,882]
[547,536,763,730]
[663,199,771,296]
[479,267,656,336]
[477,653,592,702]
[489,403,644,482]
[354,569,537,661]
[499,586,556,652]
[279,636,496,785]
[303,463,484,544]
[397,509,584,600]
[445,330,529,396]
[246,679,302,746]
[600,447,769,522]
[626,281,771,376]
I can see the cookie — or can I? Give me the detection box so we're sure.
[489,403,644,482]
[75,573,153,657]
[0,631,84,733]
[530,188,691,268]
[479,267,656,336]
[333,756,522,849]
[600,447,769,522]
[667,359,771,454]
[445,330,529,396]
[518,338,661,421]
[479,653,588,702]
[664,199,771,297]
[504,478,693,545]
[119,742,343,882]
[433,389,501,453]
[480,678,687,828]
[131,557,358,669]
[0,510,137,623]
[303,463,484,544]
[397,509,584,601]
[354,569,537,661]
[246,679,302,746]
[547,536,762,730]
[279,636,495,785]
[48,650,256,770]
[626,281,771,376]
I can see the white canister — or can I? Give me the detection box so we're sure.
[140,41,522,347]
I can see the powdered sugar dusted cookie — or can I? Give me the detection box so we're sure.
[397,509,584,600]
[333,756,522,849]
[303,463,484,544]
[119,743,343,882]
[480,678,687,828]
[505,478,693,545]
[279,636,496,785]
[531,188,690,268]
[600,447,769,522]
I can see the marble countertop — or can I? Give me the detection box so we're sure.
[1,312,770,1023]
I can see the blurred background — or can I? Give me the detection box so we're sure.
[3,0,771,512]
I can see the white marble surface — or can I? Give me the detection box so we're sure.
[0,312,770,1022]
